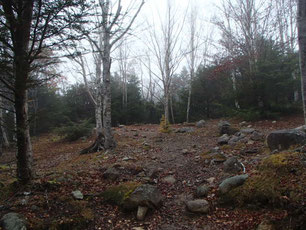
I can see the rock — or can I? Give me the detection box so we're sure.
[196,185,210,198]
[206,177,215,184]
[132,227,145,230]
[137,206,149,221]
[295,125,306,132]
[257,220,275,230]
[218,121,238,135]
[240,128,255,134]
[266,129,306,151]
[250,131,264,141]
[72,190,84,200]
[182,149,189,155]
[228,134,245,145]
[196,120,205,128]
[123,184,163,210]
[272,121,277,124]
[218,134,230,145]
[239,121,247,126]
[218,174,248,195]
[175,127,195,133]
[162,175,176,184]
[210,147,220,153]
[103,167,120,180]
[0,212,27,230]
[223,157,243,174]
[186,199,210,214]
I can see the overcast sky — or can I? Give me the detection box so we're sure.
[62,0,220,85]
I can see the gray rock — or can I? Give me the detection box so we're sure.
[228,134,245,145]
[72,190,83,200]
[103,167,120,180]
[223,157,243,174]
[186,199,210,214]
[175,127,195,133]
[266,129,306,151]
[196,120,205,128]
[182,149,189,155]
[250,131,264,141]
[162,175,176,184]
[196,185,210,198]
[123,184,163,210]
[218,134,230,145]
[0,212,27,230]
[218,174,248,194]
[240,128,255,134]
[295,125,306,132]
[137,206,148,221]
[218,121,238,135]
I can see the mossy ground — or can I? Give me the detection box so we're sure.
[221,152,306,207]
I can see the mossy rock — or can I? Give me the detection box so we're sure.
[101,182,141,206]
[220,152,306,207]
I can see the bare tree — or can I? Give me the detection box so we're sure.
[298,0,306,125]
[80,0,144,151]
[146,0,186,124]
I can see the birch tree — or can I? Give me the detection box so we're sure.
[298,0,306,125]
[80,0,144,151]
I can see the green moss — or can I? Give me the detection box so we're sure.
[0,164,10,170]
[220,152,305,207]
[101,182,141,206]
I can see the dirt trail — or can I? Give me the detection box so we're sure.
[0,115,304,230]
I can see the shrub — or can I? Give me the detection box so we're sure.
[56,119,93,142]
[160,115,171,133]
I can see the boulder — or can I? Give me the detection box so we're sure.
[123,184,163,211]
[0,212,27,230]
[218,134,230,145]
[223,157,243,174]
[228,134,246,145]
[196,120,205,128]
[266,129,306,151]
[195,185,210,198]
[103,167,120,180]
[218,175,248,195]
[186,199,210,214]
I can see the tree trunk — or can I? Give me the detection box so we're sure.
[0,97,9,147]
[164,90,170,124]
[15,88,33,183]
[102,37,116,149]
[186,85,192,123]
[298,0,306,125]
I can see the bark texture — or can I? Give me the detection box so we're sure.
[298,0,306,125]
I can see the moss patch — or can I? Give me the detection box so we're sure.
[220,152,306,207]
[101,181,141,206]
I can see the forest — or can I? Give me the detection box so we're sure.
[0,0,305,229]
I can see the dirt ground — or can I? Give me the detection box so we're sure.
[0,115,305,230]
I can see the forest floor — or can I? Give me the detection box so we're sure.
[0,115,305,230]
